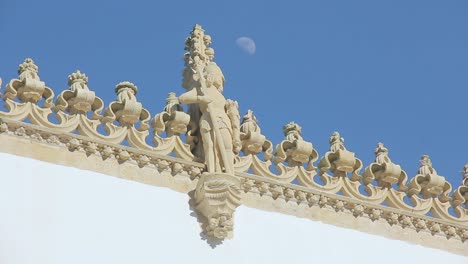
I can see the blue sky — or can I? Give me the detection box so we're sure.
[0,0,467,186]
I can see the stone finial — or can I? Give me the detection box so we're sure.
[104,81,149,129]
[318,131,362,179]
[283,121,302,139]
[115,81,138,95]
[152,92,190,137]
[275,122,318,168]
[55,70,103,116]
[408,155,451,200]
[239,110,273,159]
[362,143,408,190]
[18,58,38,75]
[67,70,89,86]
[4,58,54,107]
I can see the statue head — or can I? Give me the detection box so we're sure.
[204,62,225,92]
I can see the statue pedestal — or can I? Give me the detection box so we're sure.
[194,173,242,240]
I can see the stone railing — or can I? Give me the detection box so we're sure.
[0,25,467,254]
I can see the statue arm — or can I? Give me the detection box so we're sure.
[179,88,212,105]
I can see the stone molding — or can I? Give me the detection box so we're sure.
[0,118,466,255]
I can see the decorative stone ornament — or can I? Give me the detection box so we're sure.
[318,131,362,179]
[55,70,104,117]
[178,24,244,239]
[4,58,54,107]
[275,121,318,168]
[194,173,241,240]
[362,143,408,190]
[408,155,451,201]
[239,110,273,159]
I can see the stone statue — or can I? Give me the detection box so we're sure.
[179,25,243,241]
[179,25,240,175]
[179,61,240,174]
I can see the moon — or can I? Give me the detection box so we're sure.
[236,37,256,55]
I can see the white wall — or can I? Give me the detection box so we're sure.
[0,152,466,264]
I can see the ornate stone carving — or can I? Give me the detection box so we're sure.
[194,173,241,240]
[362,143,408,190]
[104,81,150,129]
[178,24,241,175]
[275,122,318,169]
[453,165,468,208]
[153,92,190,137]
[318,131,362,179]
[239,109,273,159]
[408,155,451,201]
[3,58,54,107]
[55,70,104,118]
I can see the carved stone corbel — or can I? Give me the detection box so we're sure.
[194,173,242,240]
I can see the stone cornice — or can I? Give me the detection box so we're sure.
[0,118,466,255]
